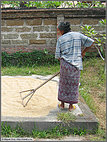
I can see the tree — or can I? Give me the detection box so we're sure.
[1,1,106,9]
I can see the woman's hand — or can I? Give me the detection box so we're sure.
[81,52,85,58]
[81,42,94,58]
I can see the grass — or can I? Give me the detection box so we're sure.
[1,122,88,139]
[85,127,106,141]
[1,57,106,141]
[1,65,60,76]
[79,57,106,141]
[57,112,77,123]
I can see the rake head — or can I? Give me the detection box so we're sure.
[20,89,35,107]
[19,72,60,107]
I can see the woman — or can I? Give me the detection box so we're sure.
[55,22,94,111]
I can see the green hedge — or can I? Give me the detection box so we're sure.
[2,50,60,67]
[2,49,99,67]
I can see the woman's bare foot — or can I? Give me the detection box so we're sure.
[58,101,64,109]
[69,104,75,111]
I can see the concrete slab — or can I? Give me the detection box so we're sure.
[1,75,98,133]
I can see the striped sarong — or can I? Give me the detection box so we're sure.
[58,58,80,104]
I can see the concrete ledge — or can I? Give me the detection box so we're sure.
[2,8,105,19]
[1,100,98,133]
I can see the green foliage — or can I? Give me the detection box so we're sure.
[1,123,30,137]
[32,126,63,138]
[2,50,59,67]
[1,122,88,139]
[72,128,87,136]
[96,127,106,139]
[99,19,106,26]
[76,2,92,8]
[1,1,106,8]
[31,2,42,8]
[88,127,106,141]
[1,123,11,137]
[57,112,76,123]
[1,65,60,76]
[41,1,63,8]
[79,88,96,113]
[1,1,20,8]
[81,19,106,58]
[2,122,105,140]
[32,126,87,138]
[92,1,106,8]
[75,1,105,8]
[80,57,106,109]
[81,25,97,37]
[1,1,64,9]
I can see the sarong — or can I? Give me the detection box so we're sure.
[58,58,80,104]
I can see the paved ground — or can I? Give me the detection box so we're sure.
[34,135,85,141]
[1,135,86,141]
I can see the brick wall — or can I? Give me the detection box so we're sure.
[1,8,106,53]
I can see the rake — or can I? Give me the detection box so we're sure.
[20,72,60,107]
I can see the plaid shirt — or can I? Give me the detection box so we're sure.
[55,32,94,70]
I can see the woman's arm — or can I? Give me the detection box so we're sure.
[81,42,94,58]
[55,39,61,60]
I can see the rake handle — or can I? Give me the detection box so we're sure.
[33,71,60,91]
[22,71,60,100]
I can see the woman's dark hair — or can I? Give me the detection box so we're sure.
[58,22,71,34]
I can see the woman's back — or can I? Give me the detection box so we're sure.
[57,32,83,70]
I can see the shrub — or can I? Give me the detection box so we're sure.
[81,19,106,59]
[2,50,59,67]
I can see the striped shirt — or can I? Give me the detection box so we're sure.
[55,32,94,70]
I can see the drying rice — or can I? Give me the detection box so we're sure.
[1,77,58,117]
